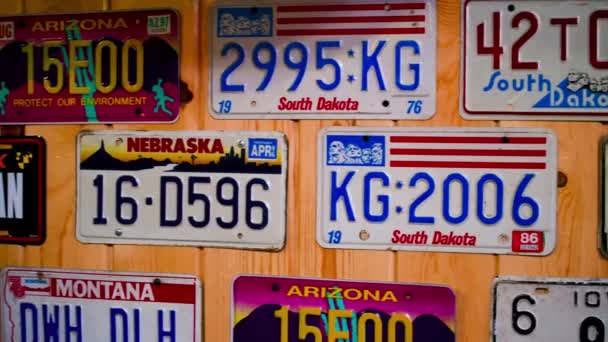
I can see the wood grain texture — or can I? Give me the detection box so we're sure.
[0,1,607,342]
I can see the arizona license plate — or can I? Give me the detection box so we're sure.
[231,275,456,342]
[317,127,557,255]
[0,137,45,245]
[0,9,180,124]
[462,0,608,120]
[76,130,287,250]
[600,137,608,258]
[210,0,436,119]
[492,277,608,341]
[1,267,202,341]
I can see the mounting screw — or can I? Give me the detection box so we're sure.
[557,171,568,188]
[153,278,162,285]
[359,230,370,241]
[238,140,246,148]
[114,229,123,237]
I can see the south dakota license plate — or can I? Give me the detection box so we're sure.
[77,130,287,250]
[462,0,608,120]
[210,0,436,119]
[0,9,180,124]
[231,275,456,342]
[492,277,608,341]
[317,127,557,255]
[1,267,202,342]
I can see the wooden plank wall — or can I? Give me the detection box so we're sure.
[0,0,606,341]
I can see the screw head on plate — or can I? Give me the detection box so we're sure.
[359,230,370,241]
[237,140,246,148]
[114,229,123,237]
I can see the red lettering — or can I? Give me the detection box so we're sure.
[174,139,185,153]
[140,138,150,152]
[212,139,224,154]
[161,138,172,152]
[127,138,139,152]
[186,138,197,153]
[150,138,160,152]
[0,154,6,168]
[511,11,539,70]
[477,12,503,69]
[391,230,400,243]
[550,17,578,62]
[590,10,608,69]
[199,139,210,153]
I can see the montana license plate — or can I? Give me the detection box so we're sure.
[492,277,608,341]
[210,0,436,119]
[0,9,180,124]
[77,130,287,250]
[0,137,45,245]
[231,275,456,342]
[317,127,557,255]
[1,267,202,341]
[462,0,608,120]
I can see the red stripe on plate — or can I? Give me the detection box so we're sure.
[277,3,426,12]
[277,27,425,36]
[389,148,547,157]
[389,160,546,169]
[389,136,547,144]
[277,15,425,24]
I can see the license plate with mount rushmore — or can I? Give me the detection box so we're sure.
[461,0,608,121]
[209,0,436,119]
[317,127,557,255]
[76,130,287,250]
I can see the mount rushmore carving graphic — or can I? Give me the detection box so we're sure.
[217,7,272,37]
[326,135,385,166]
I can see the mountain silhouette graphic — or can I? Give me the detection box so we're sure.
[80,140,171,171]
[232,304,454,342]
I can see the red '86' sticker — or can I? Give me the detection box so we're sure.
[512,231,544,253]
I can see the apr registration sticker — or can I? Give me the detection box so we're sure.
[0,137,45,245]
[0,9,180,124]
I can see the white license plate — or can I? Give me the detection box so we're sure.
[461,0,608,120]
[210,0,436,119]
[317,127,557,255]
[1,267,202,341]
[76,130,287,250]
[600,137,608,258]
[492,277,608,341]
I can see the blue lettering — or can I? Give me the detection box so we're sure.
[330,171,356,221]
[20,302,38,342]
[482,71,501,92]
[64,305,82,342]
[362,41,386,91]
[158,310,176,342]
[363,172,389,222]
[110,308,141,342]
[43,305,60,342]
[316,41,342,91]
[395,40,420,91]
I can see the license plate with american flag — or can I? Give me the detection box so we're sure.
[209,0,436,119]
[317,127,557,255]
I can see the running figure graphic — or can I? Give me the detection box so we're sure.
[0,82,10,115]
[152,78,174,117]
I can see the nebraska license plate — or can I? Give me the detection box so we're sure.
[231,275,456,342]
[492,277,608,341]
[0,9,180,124]
[461,0,608,120]
[76,130,287,250]
[317,127,557,255]
[210,0,436,119]
[0,137,45,245]
[1,267,202,341]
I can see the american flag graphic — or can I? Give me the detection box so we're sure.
[388,135,548,169]
[276,2,427,36]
